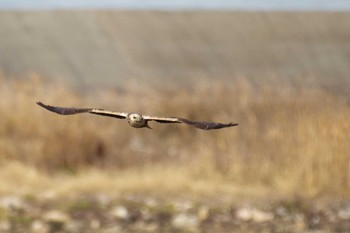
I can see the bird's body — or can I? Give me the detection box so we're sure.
[127,113,149,128]
[36,102,238,130]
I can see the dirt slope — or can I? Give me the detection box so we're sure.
[0,11,349,90]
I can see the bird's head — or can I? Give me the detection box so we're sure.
[127,113,152,129]
[128,113,143,123]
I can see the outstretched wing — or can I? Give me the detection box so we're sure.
[178,118,238,130]
[142,115,181,124]
[143,115,238,130]
[36,102,128,119]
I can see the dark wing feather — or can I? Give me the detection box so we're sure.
[36,102,127,119]
[143,115,238,130]
[154,120,180,124]
[36,102,91,115]
[179,118,238,130]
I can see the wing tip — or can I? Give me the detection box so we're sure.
[179,118,239,130]
[36,101,47,108]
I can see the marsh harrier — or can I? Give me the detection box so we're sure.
[37,102,238,130]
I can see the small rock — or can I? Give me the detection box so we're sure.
[236,207,274,222]
[110,206,129,220]
[236,207,253,221]
[172,213,199,231]
[252,209,274,222]
[338,206,350,220]
[275,206,288,217]
[0,195,26,210]
[174,201,193,212]
[31,220,49,233]
[43,210,70,223]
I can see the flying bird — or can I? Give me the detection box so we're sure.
[36,102,238,130]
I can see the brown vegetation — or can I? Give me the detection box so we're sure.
[0,72,349,199]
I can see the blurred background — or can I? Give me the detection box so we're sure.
[0,1,349,232]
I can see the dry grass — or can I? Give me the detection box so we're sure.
[0,72,349,199]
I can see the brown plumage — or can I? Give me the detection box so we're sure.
[36,102,238,130]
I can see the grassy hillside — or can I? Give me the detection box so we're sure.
[0,11,349,92]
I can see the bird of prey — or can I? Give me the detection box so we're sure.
[36,102,238,130]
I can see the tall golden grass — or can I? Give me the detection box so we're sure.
[0,72,349,198]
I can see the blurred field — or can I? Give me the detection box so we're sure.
[0,72,349,198]
[1,11,350,92]
[1,10,350,231]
